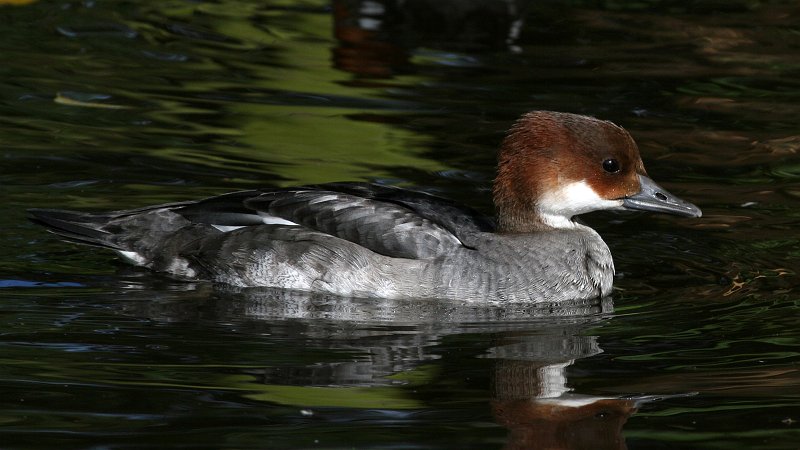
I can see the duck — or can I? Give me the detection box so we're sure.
[29,111,701,303]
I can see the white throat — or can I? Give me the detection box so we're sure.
[536,180,623,229]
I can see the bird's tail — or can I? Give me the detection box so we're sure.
[28,208,121,249]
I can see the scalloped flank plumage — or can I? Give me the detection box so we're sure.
[29,111,701,303]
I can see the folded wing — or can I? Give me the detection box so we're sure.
[179,182,493,259]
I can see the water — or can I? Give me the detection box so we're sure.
[2,0,800,448]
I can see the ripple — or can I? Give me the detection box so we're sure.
[0,279,84,288]
[56,23,138,39]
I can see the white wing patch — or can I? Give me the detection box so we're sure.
[117,250,146,265]
[257,213,298,226]
[212,215,298,233]
[212,225,246,232]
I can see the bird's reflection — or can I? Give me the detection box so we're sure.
[490,334,631,450]
[117,283,690,449]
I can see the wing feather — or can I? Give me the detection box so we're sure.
[245,189,464,259]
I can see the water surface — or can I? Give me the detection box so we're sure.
[3,1,800,448]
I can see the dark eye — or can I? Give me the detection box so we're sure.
[602,158,620,173]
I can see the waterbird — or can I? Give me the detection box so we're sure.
[30,111,701,302]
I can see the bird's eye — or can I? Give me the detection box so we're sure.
[602,158,620,173]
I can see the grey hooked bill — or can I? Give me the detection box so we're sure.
[622,175,702,218]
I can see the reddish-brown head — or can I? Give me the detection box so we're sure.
[493,111,647,232]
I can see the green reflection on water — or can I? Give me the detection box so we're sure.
[240,377,424,409]
[233,106,446,184]
[0,0,448,196]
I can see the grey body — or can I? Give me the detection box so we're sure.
[29,183,614,303]
[184,224,613,302]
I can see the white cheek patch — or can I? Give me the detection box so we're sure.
[537,180,623,229]
[537,396,616,408]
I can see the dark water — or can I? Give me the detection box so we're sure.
[2,0,800,448]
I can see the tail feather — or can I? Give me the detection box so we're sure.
[28,208,121,249]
